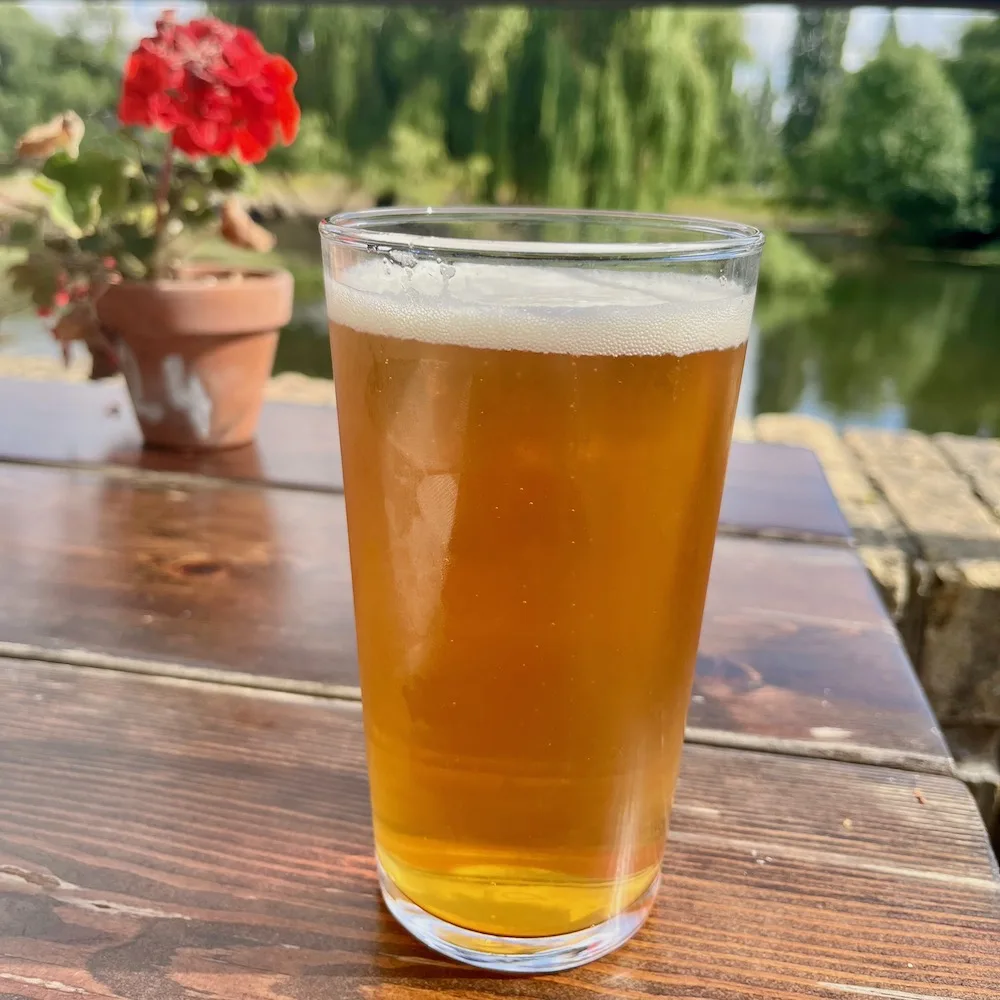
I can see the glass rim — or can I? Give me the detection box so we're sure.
[319,206,765,262]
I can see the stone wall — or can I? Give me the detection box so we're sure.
[744,414,1000,840]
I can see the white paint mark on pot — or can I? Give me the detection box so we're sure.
[162,354,212,441]
[116,339,165,424]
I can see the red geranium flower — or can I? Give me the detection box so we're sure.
[118,11,300,163]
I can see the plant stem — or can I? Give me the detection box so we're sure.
[152,140,175,278]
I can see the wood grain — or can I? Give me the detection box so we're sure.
[692,535,948,769]
[0,462,357,694]
[0,659,995,1000]
[0,379,850,541]
[719,439,851,544]
[0,462,945,767]
[0,378,343,491]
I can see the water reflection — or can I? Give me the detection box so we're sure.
[274,309,333,380]
[275,244,998,437]
[4,231,997,436]
[754,241,1000,436]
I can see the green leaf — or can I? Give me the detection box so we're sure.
[32,175,83,238]
[8,250,62,308]
[174,160,213,185]
[76,187,102,233]
[114,224,157,275]
[77,233,112,256]
[211,162,248,192]
[97,167,131,217]
[120,203,158,236]
[116,252,147,280]
[171,178,211,215]
[40,149,136,234]
[40,150,87,189]
[4,218,40,247]
[183,206,216,225]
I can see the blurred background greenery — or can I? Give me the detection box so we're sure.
[2,2,999,435]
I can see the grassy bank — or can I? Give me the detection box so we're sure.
[246,171,872,234]
[661,190,870,235]
[3,172,998,303]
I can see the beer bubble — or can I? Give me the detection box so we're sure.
[327,260,754,358]
[388,249,419,269]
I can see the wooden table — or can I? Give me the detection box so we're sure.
[0,379,851,544]
[0,380,997,1000]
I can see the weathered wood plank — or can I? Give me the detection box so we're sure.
[0,660,995,1000]
[719,439,851,543]
[0,462,946,767]
[695,534,948,771]
[0,378,850,541]
[0,462,356,692]
[0,377,343,491]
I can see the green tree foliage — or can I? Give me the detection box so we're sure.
[476,7,748,208]
[0,5,123,157]
[709,71,783,190]
[783,7,849,184]
[816,39,989,243]
[209,4,748,209]
[741,76,783,187]
[807,259,974,416]
[949,17,1000,218]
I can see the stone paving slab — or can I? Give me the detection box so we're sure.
[843,430,1000,734]
[923,559,1000,725]
[937,433,1000,523]
[946,724,1000,849]
[753,415,916,630]
[754,420,1000,834]
[845,428,1000,564]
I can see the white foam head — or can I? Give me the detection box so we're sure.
[325,259,754,357]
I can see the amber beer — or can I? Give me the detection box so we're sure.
[327,257,753,947]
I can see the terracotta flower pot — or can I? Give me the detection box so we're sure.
[97,267,294,451]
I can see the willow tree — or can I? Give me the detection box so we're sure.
[463,7,747,209]
[210,4,747,209]
[783,8,849,173]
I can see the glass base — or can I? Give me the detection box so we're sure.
[377,860,659,973]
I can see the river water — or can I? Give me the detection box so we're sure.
[3,231,997,436]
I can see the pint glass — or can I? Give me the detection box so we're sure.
[320,209,763,972]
